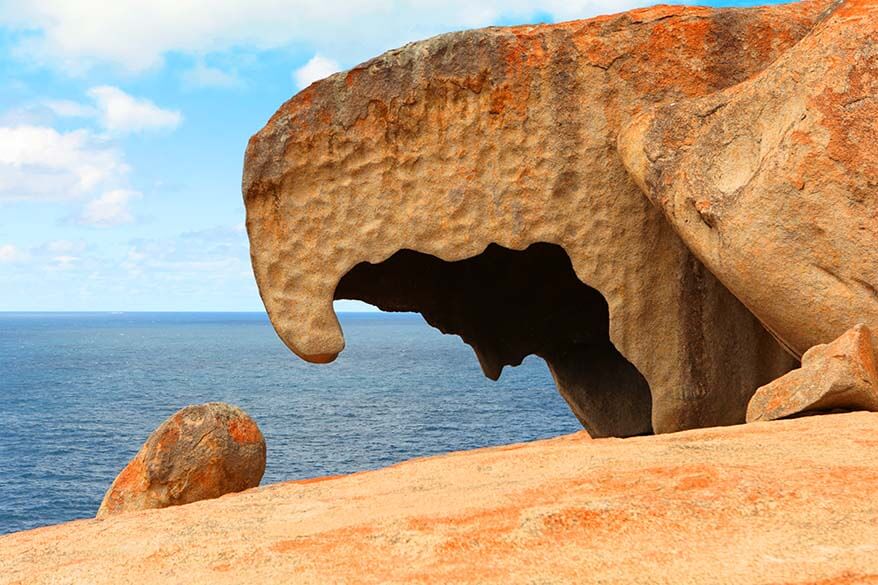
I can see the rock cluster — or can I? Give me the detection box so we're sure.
[97,403,266,518]
[242,0,878,436]
[243,1,849,435]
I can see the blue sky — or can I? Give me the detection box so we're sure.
[0,0,773,311]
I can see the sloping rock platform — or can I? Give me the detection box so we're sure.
[3,412,878,584]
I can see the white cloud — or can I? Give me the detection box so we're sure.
[0,244,30,264]
[87,86,182,134]
[17,88,181,132]
[293,54,340,89]
[0,125,128,201]
[120,224,255,281]
[79,189,142,227]
[182,61,241,89]
[0,1,645,75]
[42,99,98,118]
[0,240,92,271]
[48,254,81,270]
[0,87,173,221]
[0,227,264,310]
[40,239,87,256]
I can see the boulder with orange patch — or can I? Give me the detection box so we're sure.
[747,324,878,422]
[97,403,266,518]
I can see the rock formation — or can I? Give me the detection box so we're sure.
[243,2,850,435]
[5,412,878,584]
[619,0,878,358]
[747,324,878,422]
[97,403,266,518]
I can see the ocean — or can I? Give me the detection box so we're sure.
[0,312,580,535]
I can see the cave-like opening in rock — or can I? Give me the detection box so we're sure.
[334,242,653,437]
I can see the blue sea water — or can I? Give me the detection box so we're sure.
[0,312,579,535]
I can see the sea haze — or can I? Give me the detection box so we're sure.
[0,312,579,534]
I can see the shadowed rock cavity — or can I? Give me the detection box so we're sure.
[336,243,653,438]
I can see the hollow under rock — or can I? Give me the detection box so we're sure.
[335,242,653,438]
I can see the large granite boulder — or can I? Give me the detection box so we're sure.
[97,403,266,518]
[242,2,839,435]
[619,0,878,359]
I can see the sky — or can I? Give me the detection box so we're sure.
[0,0,777,312]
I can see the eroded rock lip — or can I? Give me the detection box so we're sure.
[97,402,266,518]
[619,0,877,358]
[242,1,831,433]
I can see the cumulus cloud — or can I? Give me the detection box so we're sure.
[0,1,646,75]
[0,125,128,201]
[293,54,340,89]
[0,86,176,221]
[87,86,182,134]
[19,87,181,134]
[0,244,30,264]
[79,189,142,227]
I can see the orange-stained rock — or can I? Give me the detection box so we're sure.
[241,2,840,435]
[619,0,878,359]
[747,324,878,422]
[4,412,878,584]
[96,403,266,518]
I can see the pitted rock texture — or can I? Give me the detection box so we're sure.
[747,324,878,422]
[242,2,839,434]
[619,0,878,359]
[97,403,266,518]
[4,413,878,584]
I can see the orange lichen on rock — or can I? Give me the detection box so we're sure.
[3,412,878,584]
[227,417,262,444]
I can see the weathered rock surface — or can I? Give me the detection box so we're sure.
[97,403,266,517]
[747,324,878,422]
[242,2,842,434]
[4,412,878,584]
[619,0,878,359]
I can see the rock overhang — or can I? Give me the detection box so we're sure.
[242,0,841,434]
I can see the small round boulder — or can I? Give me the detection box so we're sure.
[97,402,266,518]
